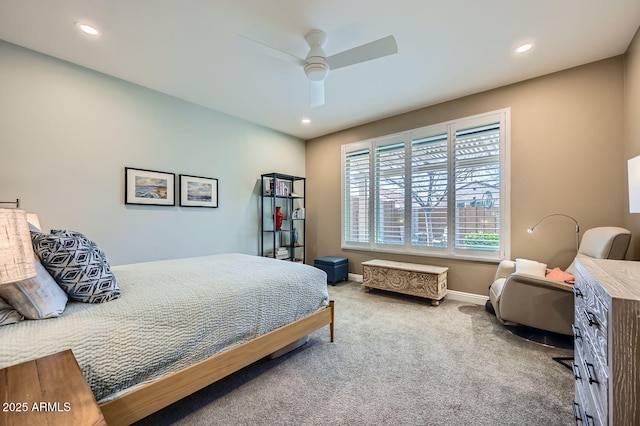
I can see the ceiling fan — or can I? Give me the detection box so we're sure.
[237,30,398,107]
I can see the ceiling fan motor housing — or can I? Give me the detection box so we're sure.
[304,30,329,81]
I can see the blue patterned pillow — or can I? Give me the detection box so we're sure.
[31,230,121,303]
[0,296,23,326]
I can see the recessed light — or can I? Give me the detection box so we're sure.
[301,118,311,124]
[76,22,99,36]
[515,43,534,54]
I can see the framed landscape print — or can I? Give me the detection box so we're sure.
[125,167,175,206]
[179,174,218,208]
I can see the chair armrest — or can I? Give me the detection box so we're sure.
[505,273,574,292]
[494,260,516,280]
[499,272,575,335]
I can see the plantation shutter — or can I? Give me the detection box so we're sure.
[411,133,449,248]
[344,148,371,244]
[454,123,501,252]
[375,141,405,245]
[341,109,509,260]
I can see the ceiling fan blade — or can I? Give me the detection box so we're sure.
[326,35,397,70]
[235,34,305,66]
[309,80,325,108]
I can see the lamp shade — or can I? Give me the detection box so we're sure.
[0,208,37,285]
[26,212,41,231]
[628,155,640,213]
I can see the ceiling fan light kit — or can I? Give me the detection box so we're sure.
[239,29,397,107]
[304,63,329,81]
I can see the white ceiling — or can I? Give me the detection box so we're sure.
[1,1,639,140]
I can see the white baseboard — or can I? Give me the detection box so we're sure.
[348,273,487,306]
[348,273,363,283]
[446,290,488,306]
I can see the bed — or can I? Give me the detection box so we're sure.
[0,252,334,425]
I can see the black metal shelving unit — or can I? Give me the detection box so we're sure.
[260,173,306,263]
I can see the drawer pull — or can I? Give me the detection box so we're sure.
[572,324,582,340]
[583,309,600,327]
[583,361,599,384]
[572,363,582,381]
[584,412,596,426]
[572,401,583,422]
[573,287,584,298]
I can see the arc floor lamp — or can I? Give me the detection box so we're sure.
[527,213,580,252]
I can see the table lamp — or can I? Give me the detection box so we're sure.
[0,208,37,285]
[628,155,640,213]
[26,212,41,231]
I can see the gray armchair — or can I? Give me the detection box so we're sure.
[488,226,631,336]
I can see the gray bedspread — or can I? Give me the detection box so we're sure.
[0,253,329,403]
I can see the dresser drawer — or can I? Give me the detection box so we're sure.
[574,378,604,426]
[574,276,608,365]
[573,341,609,425]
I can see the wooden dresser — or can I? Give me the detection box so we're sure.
[572,256,640,425]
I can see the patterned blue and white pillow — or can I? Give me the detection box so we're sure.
[31,230,121,303]
[0,296,23,326]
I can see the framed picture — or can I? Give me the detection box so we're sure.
[179,174,218,208]
[125,167,175,206]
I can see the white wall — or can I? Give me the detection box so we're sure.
[0,40,305,265]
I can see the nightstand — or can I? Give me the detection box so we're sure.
[0,349,107,426]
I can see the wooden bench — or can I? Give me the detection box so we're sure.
[362,260,448,306]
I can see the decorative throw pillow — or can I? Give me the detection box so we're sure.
[0,256,68,319]
[515,258,547,277]
[31,230,121,303]
[0,296,23,326]
[546,267,575,282]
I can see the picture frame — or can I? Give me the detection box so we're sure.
[179,174,218,208]
[125,167,175,206]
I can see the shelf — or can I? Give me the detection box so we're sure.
[260,173,306,264]
[263,195,304,199]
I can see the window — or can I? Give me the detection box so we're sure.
[342,109,510,261]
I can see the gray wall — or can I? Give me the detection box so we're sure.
[0,40,305,265]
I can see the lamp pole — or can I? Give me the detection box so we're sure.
[527,213,580,252]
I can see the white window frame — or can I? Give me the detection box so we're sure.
[341,108,511,262]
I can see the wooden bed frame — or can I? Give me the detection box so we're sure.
[99,300,334,425]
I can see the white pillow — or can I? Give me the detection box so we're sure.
[515,258,547,277]
[0,256,68,319]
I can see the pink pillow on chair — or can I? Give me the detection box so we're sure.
[545,267,575,282]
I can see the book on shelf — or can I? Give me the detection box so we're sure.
[264,178,274,195]
[263,179,289,196]
[291,208,305,219]
[267,247,290,259]
[264,178,290,196]
[266,254,290,260]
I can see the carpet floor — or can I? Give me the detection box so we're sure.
[135,281,575,426]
